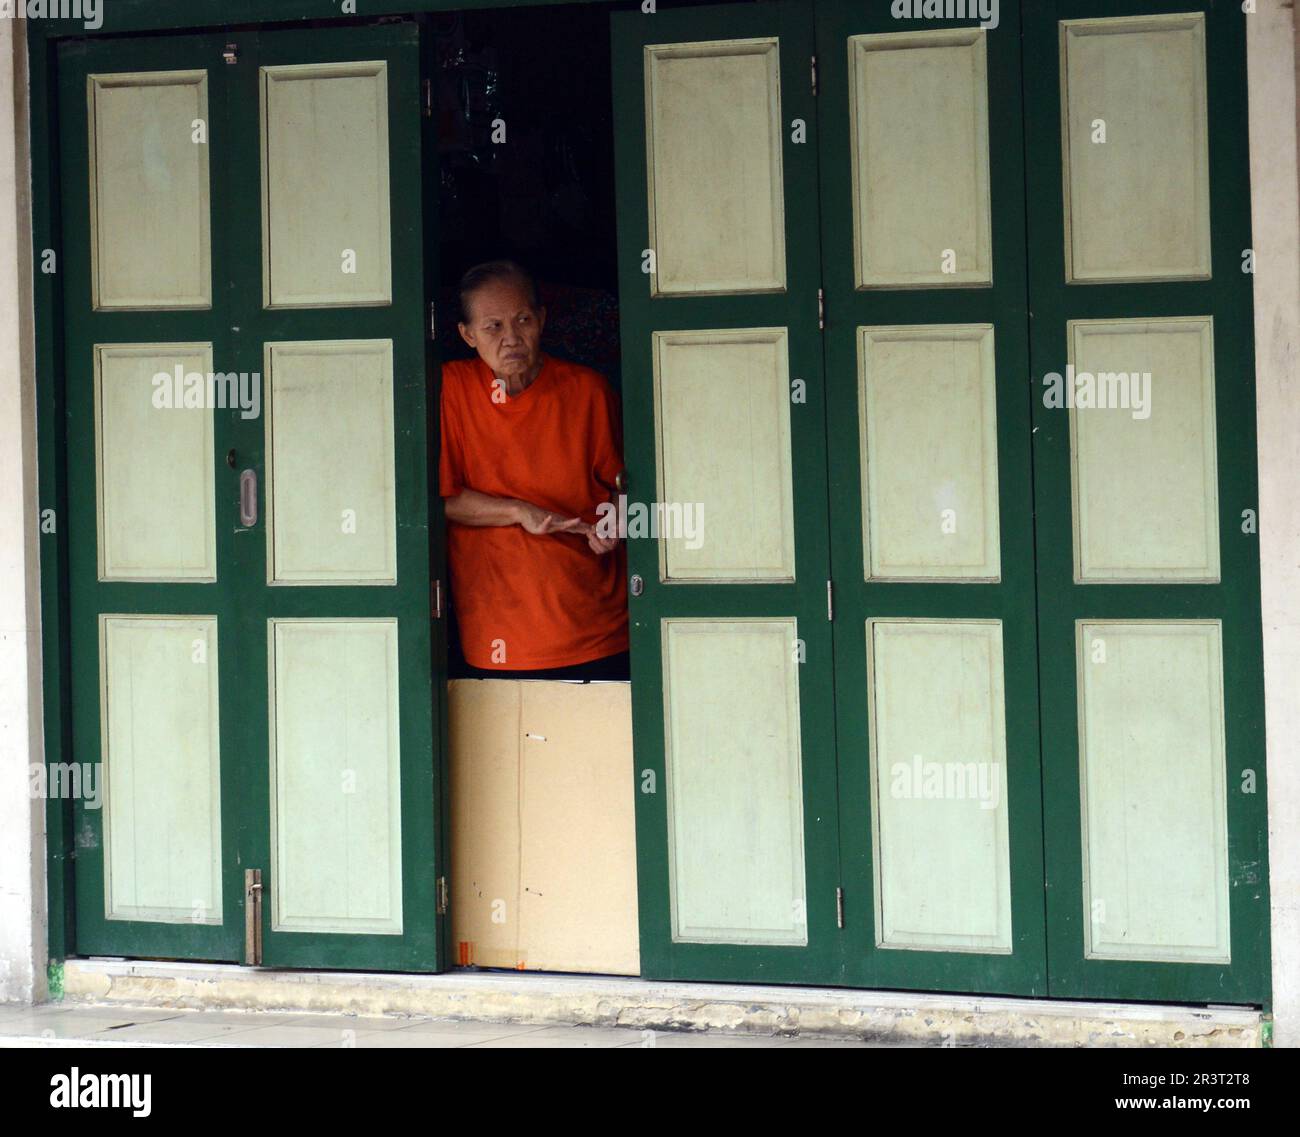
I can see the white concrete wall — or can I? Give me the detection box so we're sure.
[1251,0,1300,1048]
[0,15,46,1005]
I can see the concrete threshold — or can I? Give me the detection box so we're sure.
[56,959,1265,1047]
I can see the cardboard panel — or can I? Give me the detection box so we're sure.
[449,680,639,975]
[449,680,522,969]
[518,683,639,974]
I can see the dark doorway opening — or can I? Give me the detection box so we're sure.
[431,3,625,679]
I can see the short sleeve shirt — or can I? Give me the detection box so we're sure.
[439,353,629,670]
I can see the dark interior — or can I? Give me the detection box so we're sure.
[434,4,622,677]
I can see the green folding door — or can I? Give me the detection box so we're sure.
[613,0,1268,1003]
[56,23,444,971]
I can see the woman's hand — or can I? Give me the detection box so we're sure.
[513,500,592,537]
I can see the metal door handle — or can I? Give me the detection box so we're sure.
[239,468,258,527]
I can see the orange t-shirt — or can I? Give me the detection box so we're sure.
[439,353,629,670]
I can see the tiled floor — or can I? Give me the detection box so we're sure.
[0,1002,883,1048]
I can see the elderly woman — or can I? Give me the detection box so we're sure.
[439,260,629,680]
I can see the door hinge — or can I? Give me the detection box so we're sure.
[432,579,443,620]
[826,579,834,622]
[422,78,433,118]
[436,876,449,916]
[811,54,818,97]
[836,886,844,929]
[244,868,263,965]
[817,287,825,330]
[429,300,437,341]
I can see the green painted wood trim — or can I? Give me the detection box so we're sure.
[218,21,442,972]
[46,22,444,971]
[31,30,76,965]
[613,0,844,987]
[419,17,454,977]
[1024,0,1270,1006]
[815,0,1046,997]
[19,0,727,41]
[56,31,247,962]
[25,0,598,39]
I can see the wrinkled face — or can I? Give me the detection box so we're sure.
[457,278,546,381]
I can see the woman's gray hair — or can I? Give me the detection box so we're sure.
[458,260,540,322]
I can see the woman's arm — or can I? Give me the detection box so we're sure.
[445,488,591,536]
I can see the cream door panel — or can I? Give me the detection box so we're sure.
[265,339,397,584]
[653,329,795,581]
[269,619,402,934]
[95,343,216,582]
[1076,621,1230,963]
[87,70,212,310]
[867,620,1012,953]
[848,30,992,288]
[100,615,222,923]
[1069,317,1219,582]
[662,619,807,945]
[1060,14,1211,282]
[859,324,1000,580]
[644,38,786,295]
[260,61,392,307]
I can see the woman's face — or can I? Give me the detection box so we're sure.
[458,278,547,381]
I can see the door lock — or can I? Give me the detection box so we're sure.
[630,573,644,597]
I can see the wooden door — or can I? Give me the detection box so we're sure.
[612,1,843,985]
[1024,0,1269,1004]
[815,0,1047,996]
[57,22,445,972]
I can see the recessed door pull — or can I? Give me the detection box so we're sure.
[239,468,258,527]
